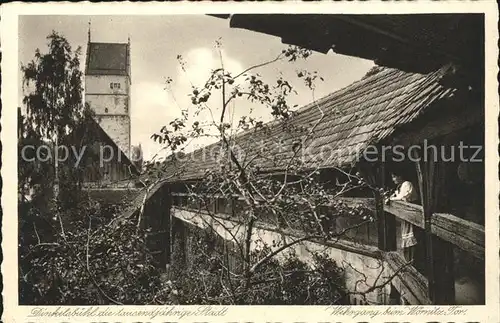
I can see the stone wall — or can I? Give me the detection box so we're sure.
[86,95,129,115]
[171,207,391,304]
[85,74,131,158]
[85,75,130,96]
[97,116,131,158]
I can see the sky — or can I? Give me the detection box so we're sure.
[18,15,374,161]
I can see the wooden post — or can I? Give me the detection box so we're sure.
[213,197,218,214]
[164,187,173,266]
[373,155,397,252]
[414,147,455,304]
[177,219,187,267]
[18,107,24,139]
[414,154,435,300]
[230,197,236,218]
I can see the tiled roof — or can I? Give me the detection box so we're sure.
[87,188,142,205]
[85,42,130,76]
[109,181,166,228]
[164,65,456,181]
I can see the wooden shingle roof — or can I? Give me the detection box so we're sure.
[165,65,456,181]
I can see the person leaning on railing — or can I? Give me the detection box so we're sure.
[385,171,418,263]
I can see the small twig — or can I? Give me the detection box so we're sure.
[56,213,124,305]
[33,222,41,244]
[137,179,161,230]
[346,258,413,298]
[232,54,283,80]
[86,216,92,273]
[300,196,327,236]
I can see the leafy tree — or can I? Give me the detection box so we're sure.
[167,225,348,305]
[21,31,85,141]
[18,32,169,305]
[144,41,400,304]
[20,31,87,201]
[19,196,173,305]
[18,34,404,305]
[131,144,144,172]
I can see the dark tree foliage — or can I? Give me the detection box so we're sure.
[18,196,172,305]
[131,144,144,172]
[167,225,348,305]
[21,31,85,140]
[19,31,90,203]
[18,33,361,305]
[17,32,170,305]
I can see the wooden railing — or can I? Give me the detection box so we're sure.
[431,212,485,260]
[384,200,424,228]
[384,200,484,259]
[168,191,484,304]
[171,192,484,259]
[171,200,433,305]
[383,251,430,305]
[171,204,382,259]
[170,192,374,208]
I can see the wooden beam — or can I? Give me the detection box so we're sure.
[374,159,385,252]
[384,200,484,260]
[384,201,425,228]
[432,213,485,246]
[171,192,484,259]
[165,189,173,266]
[432,213,485,260]
[383,251,431,305]
[391,104,483,147]
[171,192,375,209]
[414,154,437,303]
[334,16,462,65]
[336,197,375,209]
[373,161,397,252]
[415,148,456,304]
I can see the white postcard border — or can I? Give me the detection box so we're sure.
[2,2,499,322]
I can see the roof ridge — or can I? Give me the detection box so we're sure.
[89,41,129,45]
[294,67,399,114]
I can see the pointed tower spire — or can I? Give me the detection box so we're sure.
[88,20,91,43]
[85,20,91,74]
[126,33,131,83]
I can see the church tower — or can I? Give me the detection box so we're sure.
[84,25,131,158]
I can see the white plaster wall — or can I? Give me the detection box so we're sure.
[172,208,390,304]
[97,116,130,158]
[85,75,129,95]
[86,95,129,115]
[85,74,131,159]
